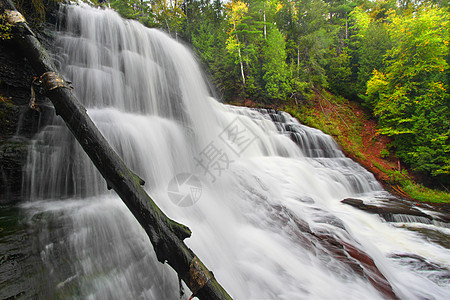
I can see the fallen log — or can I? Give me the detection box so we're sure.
[0,1,232,299]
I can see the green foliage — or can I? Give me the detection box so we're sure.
[109,0,151,21]
[224,0,250,91]
[294,0,335,89]
[402,182,450,203]
[261,26,291,101]
[152,0,185,34]
[191,19,237,98]
[107,0,185,34]
[0,14,13,40]
[350,16,392,101]
[326,48,352,97]
[379,148,390,158]
[366,5,449,185]
[12,0,63,23]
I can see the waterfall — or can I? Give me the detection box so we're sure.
[20,4,449,299]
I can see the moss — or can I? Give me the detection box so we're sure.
[167,218,192,240]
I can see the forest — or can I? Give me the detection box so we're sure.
[17,0,450,192]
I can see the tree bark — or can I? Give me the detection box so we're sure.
[263,3,266,40]
[233,21,246,87]
[0,1,232,299]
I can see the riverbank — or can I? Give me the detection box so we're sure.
[227,91,450,205]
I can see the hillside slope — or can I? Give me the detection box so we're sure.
[283,91,449,204]
[228,91,449,204]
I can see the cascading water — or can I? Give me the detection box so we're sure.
[17,4,449,299]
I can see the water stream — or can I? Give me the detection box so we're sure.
[7,4,449,299]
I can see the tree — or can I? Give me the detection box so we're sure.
[349,5,392,102]
[366,5,449,185]
[292,0,337,89]
[109,0,152,22]
[261,26,291,101]
[325,47,352,97]
[152,0,186,36]
[224,0,249,89]
[191,15,237,98]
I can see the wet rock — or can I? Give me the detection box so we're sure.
[0,101,21,138]
[0,141,28,204]
[0,23,56,204]
[252,197,399,298]
[389,253,450,285]
[0,206,41,299]
[341,198,434,222]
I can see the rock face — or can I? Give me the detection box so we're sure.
[0,140,28,202]
[0,30,54,204]
[0,0,63,205]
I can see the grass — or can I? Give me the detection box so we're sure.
[384,169,450,203]
[403,183,450,203]
[284,91,368,163]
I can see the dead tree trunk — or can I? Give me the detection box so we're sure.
[0,1,232,299]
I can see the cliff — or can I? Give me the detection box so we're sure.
[0,3,57,204]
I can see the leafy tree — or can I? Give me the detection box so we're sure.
[191,17,236,98]
[151,0,185,36]
[326,0,359,43]
[292,0,338,89]
[182,0,222,41]
[349,5,392,102]
[366,5,449,184]
[224,0,249,90]
[261,26,291,101]
[109,0,154,25]
[325,48,352,97]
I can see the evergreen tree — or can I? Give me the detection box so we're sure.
[261,26,291,101]
[349,5,392,102]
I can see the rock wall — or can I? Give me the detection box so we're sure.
[0,9,57,204]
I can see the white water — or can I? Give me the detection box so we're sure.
[22,4,449,299]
